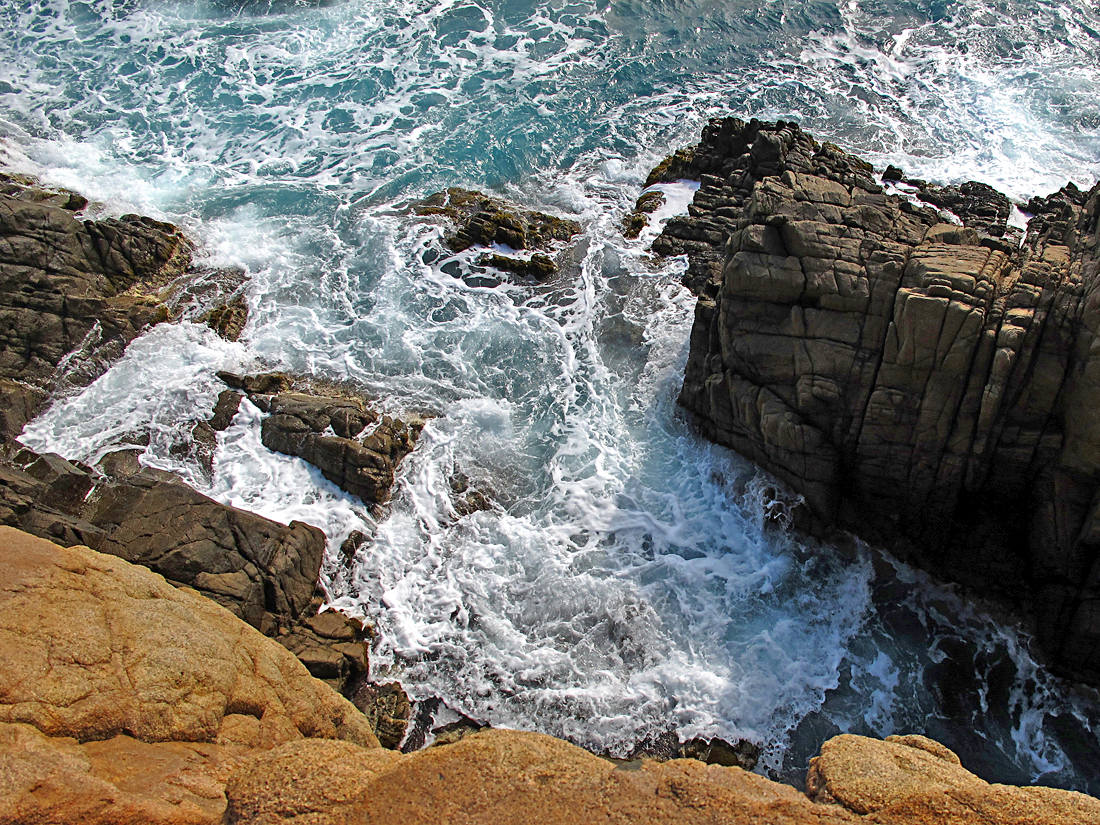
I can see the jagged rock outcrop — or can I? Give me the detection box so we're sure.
[0,173,248,438]
[0,444,325,635]
[414,187,581,280]
[223,729,1099,825]
[0,177,189,431]
[0,443,376,699]
[216,373,423,507]
[656,117,1100,680]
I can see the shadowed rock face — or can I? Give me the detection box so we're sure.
[657,117,1100,681]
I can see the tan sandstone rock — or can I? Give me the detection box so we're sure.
[0,721,249,825]
[0,526,378,750]
[806,733,1100,824]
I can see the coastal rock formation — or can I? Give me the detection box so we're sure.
[0,174,248,437]
[1,527,1096,824]
[415,187,581,279]
[216,374,423,507]
[0,527,377,749]
[806,734,1099,823]
[223,729,1099,825]
[0,444,325,635]
[0,722,250,825]
[657,117,1100,680]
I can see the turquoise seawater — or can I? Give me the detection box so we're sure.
[4,0,1100,791]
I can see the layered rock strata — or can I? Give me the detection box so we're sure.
[655,117,1100,679]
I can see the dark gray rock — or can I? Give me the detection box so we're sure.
[653,117,1100,682]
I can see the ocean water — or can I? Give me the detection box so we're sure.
[4,0,1100,792]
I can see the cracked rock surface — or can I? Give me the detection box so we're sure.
[658,117,1100,681]
[0,526,378,749]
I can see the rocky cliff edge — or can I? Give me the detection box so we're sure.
[654,117,1100,682]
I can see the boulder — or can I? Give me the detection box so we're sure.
[415,187,580,253]
[225,729,850,825]
[0,526,378,749]
[657,117,1100,681]
[233,385,421,506]
[223,729,1100,825]
[806,734,1100,823]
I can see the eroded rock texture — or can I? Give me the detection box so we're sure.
[223,729,1100,825]
[215,375,423,507]
[659,118,1100,680]
[0,527,378,749]
[0,444,325,636]
[0,179,190,431]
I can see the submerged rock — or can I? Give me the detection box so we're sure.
[654,116,1100,682]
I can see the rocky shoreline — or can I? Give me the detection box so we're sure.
[1,160,1099,821]
[647,117,1100,685]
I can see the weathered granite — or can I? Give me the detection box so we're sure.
[656,117,1100,681]
[0,527,378,749]
[223,729,1100,825]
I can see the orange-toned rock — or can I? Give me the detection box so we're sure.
[0,526,378,750]
[226,729,857,825]
[0,721,248,825]
[806,733,1100,824]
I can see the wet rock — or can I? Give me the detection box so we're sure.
[477,251,557,281]
[416,187,580,255]
[679,737,760,771]
[0,186,191,388]
[655,116,1100,681]
[0,378,48,438]
[351,682,412,751]
[0,444,326,636]
[277,606,371,696]
[913,180,1015,245]
[339,528,370,566]
[201,292,248,341]
[216,370,292,395]
[254,389,421,506]
[622,188,666,239]
[209,388,244,431]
